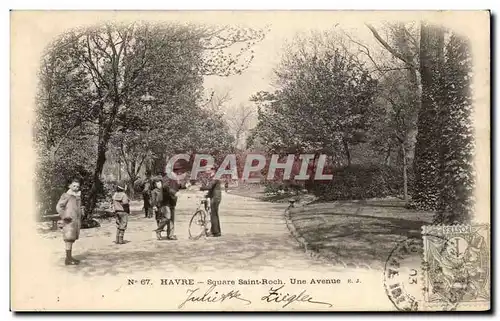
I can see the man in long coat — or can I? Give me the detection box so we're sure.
[200,167,222,237]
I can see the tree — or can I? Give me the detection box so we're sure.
[412,23,445,211]
[369,70,418,202]
[435,33,475,223]
[34,34,100,216]
[226,103,255,150]
[363,22,474,222]
[346,23,422,203]
[253,32,378,165]
[204,89,232,114]
[35,22,266,215]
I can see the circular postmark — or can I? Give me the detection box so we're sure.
[384,238,423,311]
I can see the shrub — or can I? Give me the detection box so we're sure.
[35,156,98,217]
[311,164,413,201]
[264,182,282,195]
[264,181,304,195]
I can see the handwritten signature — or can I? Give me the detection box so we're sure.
[261,285,333,308]
[178,284,252,309]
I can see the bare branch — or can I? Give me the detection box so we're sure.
[84,34,109,88]
[365,23,417,69]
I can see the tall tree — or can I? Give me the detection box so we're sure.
[226,103,255,150]
[256,32,378,164]
[369,69,419,202]
[435,33,475,223]
[412,23,445,211]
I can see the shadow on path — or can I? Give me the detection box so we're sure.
[289,199,434,269]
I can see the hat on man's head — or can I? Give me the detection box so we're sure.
[151,175,163,184]
[116,181,126,190]
[173,162,184,171]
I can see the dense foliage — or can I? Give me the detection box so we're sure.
[251,26,475,223]
[35,21,475,224]
[34,22,265,217]
[312,164,413,201]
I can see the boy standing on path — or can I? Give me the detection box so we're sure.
[112,181,130,244]
[56,178,83,265]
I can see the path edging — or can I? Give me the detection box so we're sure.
[284,201,374,271]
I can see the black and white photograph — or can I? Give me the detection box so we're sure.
[10,10,490,311]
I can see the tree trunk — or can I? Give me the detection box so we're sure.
[128,181,135,199]
[145,153,152,174]
[117,158,121,181]
[435,34,474,224]
[86,102,119,218]
[385,146,392,166]
[306,153,320,190]
[342,139,351,166]
[401,143,408,203]
[125,159,137,199]
[86,141,107,218]
[412,23,445,211]
[152,152,166,175]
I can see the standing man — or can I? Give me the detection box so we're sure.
[200,167,222,237]
[162,170,179,241]
[56,178,83,265]
[142,170,153,218]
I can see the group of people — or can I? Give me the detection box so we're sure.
[142,170,180,241]
[54,166,223,266]
[142,166,223,239]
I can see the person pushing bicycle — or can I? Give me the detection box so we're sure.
[199,166,222,237]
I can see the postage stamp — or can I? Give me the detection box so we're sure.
[422,225,490,310]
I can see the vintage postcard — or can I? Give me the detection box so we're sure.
[10,10,490,311]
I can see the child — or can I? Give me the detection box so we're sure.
[56,178,83,265]
[151,178,167,240]
[112,181,130,244]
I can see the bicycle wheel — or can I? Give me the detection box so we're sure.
[189,210,208,240]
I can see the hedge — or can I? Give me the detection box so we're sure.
[311,164,413,201]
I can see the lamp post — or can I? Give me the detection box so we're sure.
[140,92,156,174]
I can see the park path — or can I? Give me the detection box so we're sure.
[40,190,348,276]
[288,199,434,270]
[27,191,390,311]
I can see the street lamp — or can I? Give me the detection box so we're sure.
[140,92,156,173]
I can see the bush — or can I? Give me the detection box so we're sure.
[102,179,118,200]
[264,182,282,195]
[264,181,304,195]
[311,164,413,201]
[35,156,97,217]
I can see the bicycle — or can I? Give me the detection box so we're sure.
[188,195,212,240]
